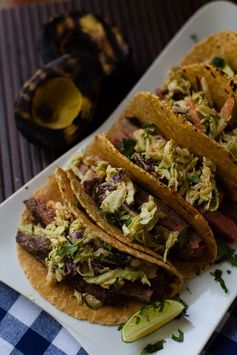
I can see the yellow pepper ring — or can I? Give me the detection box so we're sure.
[32,77,82,129]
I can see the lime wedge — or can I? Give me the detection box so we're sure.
[121,300,184,343]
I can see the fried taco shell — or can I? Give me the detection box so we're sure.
[156,64,237,200]
[66,135,216,278]
[181,31,237,74]
[137,84,237,201]
[16,171,183,325]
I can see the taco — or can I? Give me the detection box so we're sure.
[66,136,217,279]
[181,31,237,79]
[106,92,237,243]
[154,64,237,201]
[16,170,183,325]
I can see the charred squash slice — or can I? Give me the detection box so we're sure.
[40,11,129,76]
[15,53,102,148]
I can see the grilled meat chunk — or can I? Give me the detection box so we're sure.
[205,210,237,242]
[24,198,55,226]
[16,231,51,261]
[119,282,154,303]
[69,277,156,304]
[68,276,126,305]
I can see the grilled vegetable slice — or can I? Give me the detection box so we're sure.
[40,11,129,76]
[15,53,102,148]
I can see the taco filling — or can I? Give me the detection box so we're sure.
[69,154,207,262]
[16,198,177,307]
[118,122,219,212]
[110,117,237,243]
[156,69,237,159]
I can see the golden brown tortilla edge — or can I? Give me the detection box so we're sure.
[181,31,237,71]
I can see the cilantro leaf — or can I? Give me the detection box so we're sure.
[210,269,228,294]
[186,287,192,294]
[141,339,166,354]
[119,139,136,158]
[188,175,200,184]
[172,329,184,343]
[178,228,189,249]
[57,242,78,257]
[117,323,124,331]
[135,315,141,324]
[190,33,199,43]
[140,306,150,321]
[143,123,156,135]
[216,238,237,267]
[211,57,226,69]
[173,295,189,318]
[153,300,168,313]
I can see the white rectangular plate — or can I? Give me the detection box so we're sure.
[1,1,237,354]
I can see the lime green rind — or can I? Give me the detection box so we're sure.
[121,300,184,343]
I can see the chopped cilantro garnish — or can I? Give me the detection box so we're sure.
[185,287,192,294]
[57,243,78,257]
[216,238,237,266]
[173,295,189,318]
[153,300,168,312]
[140,306,150,321]
[211,57,225,69]
[141,339,166,354]
[190,33,199,43]
[143,123,156,135]
[171,329,184,343]
[188,175,200,184]
[178,228,189,249]
[135,316,141,324]
[210,269,228,294]
[119,139,136,158]
[117,323,124,331]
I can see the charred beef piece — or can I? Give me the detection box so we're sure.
[218,199,237,225]
[91,252,130,272]
[70,276,157,304]
[119,282,154,303]
[175,241,206,260]
[68,276,127,305]
[204,210,237,243]
[24,198,55,226]
[16,231,51,261]
[157,198,188,232]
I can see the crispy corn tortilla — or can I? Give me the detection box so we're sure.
[110,90,237,202]
[181,31,237,72]
[17,169,183,325]
[83,134,216,278]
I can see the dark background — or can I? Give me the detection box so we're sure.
[0,0,234,202]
